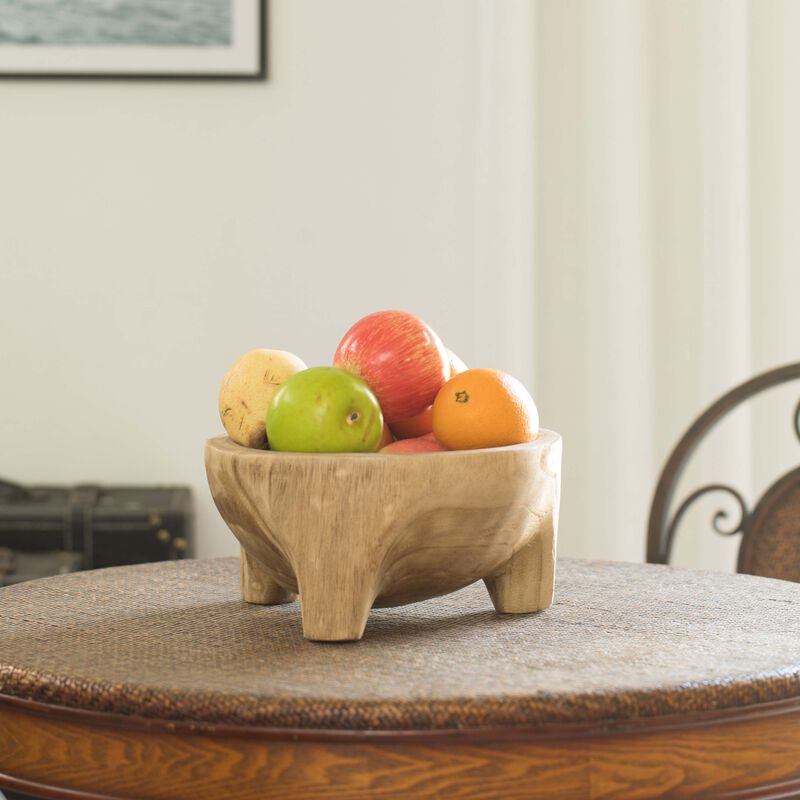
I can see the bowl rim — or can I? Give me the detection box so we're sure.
[205,428,560,460]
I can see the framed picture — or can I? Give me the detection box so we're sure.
[0,0,266,79]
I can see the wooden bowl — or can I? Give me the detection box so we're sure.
[205,430,561,642]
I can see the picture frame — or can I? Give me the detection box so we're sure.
[0,0,267,80]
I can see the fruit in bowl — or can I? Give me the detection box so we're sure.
[218,349,307,449]
[433,368,539,451]
[380,432,447,453]
[267,367,384,453]
[209,310,558,641]
[388,348,468,440]
[334,310,450,423]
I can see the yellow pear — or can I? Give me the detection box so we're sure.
[219,349,307,448]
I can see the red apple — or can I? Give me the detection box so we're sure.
[447,349,468,377]
[334,311,449,423]
[380,433,448,454]
[390,405,433,439]
[390,349,467,437]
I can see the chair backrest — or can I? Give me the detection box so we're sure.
[647,363,800,582]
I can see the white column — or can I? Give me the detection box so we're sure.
[534,0,590,559]
[694,0,751,572]
[470,0,537,391]
[644,0,751,573]
[583,0,656,561]
[749,0,800,497]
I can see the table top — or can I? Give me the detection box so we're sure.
[0,557,799,732]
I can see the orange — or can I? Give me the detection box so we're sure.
[432,368,539,450]
[390,405,433,439]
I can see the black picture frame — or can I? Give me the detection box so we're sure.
[0,0,267,81]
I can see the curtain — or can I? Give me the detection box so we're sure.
[478,0,800,570]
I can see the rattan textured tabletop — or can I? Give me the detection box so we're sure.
[1,557,799,799]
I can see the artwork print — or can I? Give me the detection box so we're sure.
[0,0,265,78]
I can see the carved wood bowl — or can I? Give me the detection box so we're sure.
[205,430,561,642]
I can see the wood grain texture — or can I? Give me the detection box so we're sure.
[239,545,295,604]
[205,432,561,641]
[1,697,800,799]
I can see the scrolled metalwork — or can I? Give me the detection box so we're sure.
[647,362,800,565]
[666,483,749,552]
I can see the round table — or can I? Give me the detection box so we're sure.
[0,558,799,800]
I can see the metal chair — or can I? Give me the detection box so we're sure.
[647,362,800,582]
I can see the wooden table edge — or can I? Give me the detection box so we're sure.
[2,690,800,743]
[3,692,800,799]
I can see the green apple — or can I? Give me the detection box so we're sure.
[267,367,384,453]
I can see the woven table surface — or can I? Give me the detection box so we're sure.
[0,558,799,731]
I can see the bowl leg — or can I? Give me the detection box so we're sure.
[240,546,296,605]
[296,565,376,642]
[484,514,556,613]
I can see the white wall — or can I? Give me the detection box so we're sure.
[0,1,533,558]
[2,1,798,570]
